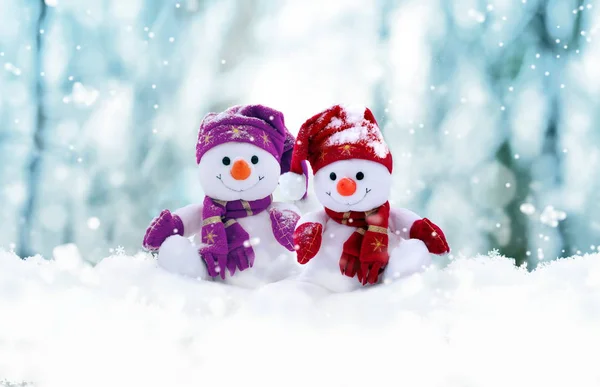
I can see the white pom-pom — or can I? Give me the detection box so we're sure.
[279,172,306,201]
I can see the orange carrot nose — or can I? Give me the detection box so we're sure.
[230,159,252,180]
[336,177,357,196]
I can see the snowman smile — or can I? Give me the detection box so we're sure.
[326,188,371,206]
[216,174,265,192]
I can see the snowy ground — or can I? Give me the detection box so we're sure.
[1,249,600,387]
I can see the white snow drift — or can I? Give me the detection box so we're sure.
[1,249,600,387]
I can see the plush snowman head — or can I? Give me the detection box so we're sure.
[196,105,297,202]
[198,142,281,201]
[314,159,392,212]
[283,105,394,206]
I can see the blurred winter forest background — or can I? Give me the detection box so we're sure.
[1,0,599,267]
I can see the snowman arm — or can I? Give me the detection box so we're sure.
[173,204,204,237]
[296,210,328,230]
[389,208,422,239]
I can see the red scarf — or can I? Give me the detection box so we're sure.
[325,202,390,284]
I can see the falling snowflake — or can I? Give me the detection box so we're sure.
[243,237,261,248]
[520,203,536,216]
[115,246,126,256]
[539,205,567,227]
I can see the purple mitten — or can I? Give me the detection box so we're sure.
[269,208,300,251]
[143,210,184,251]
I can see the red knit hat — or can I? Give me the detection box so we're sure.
[280,105,392,200]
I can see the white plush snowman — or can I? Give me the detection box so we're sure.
[280,105,450,292]
[143,105,305,288]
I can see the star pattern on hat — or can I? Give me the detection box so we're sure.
[370,237,385,252]
[261,132,271,145]
[204,230,217,244]
[319,150,328,162]
[202,133,213,144]
[340,144,353,155]
[230,127,243,139]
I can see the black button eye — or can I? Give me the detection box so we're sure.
[222,157,231,166]
[329,172,337,181]
[356,172,364,180]
[251,155,259,164]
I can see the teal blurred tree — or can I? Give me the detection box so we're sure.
[2,0,600,264]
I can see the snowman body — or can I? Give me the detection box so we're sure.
[297,214,431,292]
[156,141,301,288]
[294,159,432,292]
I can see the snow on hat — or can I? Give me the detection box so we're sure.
[196,104,295,174]
[280,105,392,200]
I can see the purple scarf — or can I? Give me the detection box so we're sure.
[200,195,272,278]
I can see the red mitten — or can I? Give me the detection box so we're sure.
[409,218,450,255]
[293,222,323,264]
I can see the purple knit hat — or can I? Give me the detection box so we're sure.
[196,104,295,174]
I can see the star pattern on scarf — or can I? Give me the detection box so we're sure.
[339,144,353,155]
[204,230,217,244]
[370,237,385,252]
